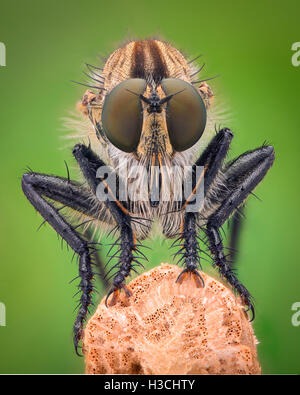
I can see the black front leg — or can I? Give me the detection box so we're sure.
[72,144,138,307]
[21,173,98,356]
[103,201,136,307]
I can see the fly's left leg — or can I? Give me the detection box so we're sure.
[103,202,136,307]
[72,143,139,307]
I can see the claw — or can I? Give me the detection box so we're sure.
[105,288,116,307]
[176,269,205,288]
[74,345,84,358]
[73,329,84,357]
[121,284,132,298]
[105,285,132,307]
[243,297,255,322]
[107,289,120,307]
[247,303,255,322]
[176,269,189,284]
[191,270,205,288]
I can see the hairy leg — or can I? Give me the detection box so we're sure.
[72,144,146,307]
[21,172,104,355]
[175,212,205,287]
[206,145,275,318]
[175,128,233,280]
[206,225,255,317]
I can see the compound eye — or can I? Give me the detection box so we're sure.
[102,79,146,152]
[161,78,207,152]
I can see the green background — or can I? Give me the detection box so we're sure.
[0,0,299,374]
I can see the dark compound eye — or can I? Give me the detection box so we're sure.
[102,78,146,152]
[161,78,207,152]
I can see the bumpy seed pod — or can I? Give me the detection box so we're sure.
[83,264,261,375]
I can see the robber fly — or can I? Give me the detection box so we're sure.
[22,39,275,355]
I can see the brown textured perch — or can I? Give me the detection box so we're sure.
[83,264,260,374]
